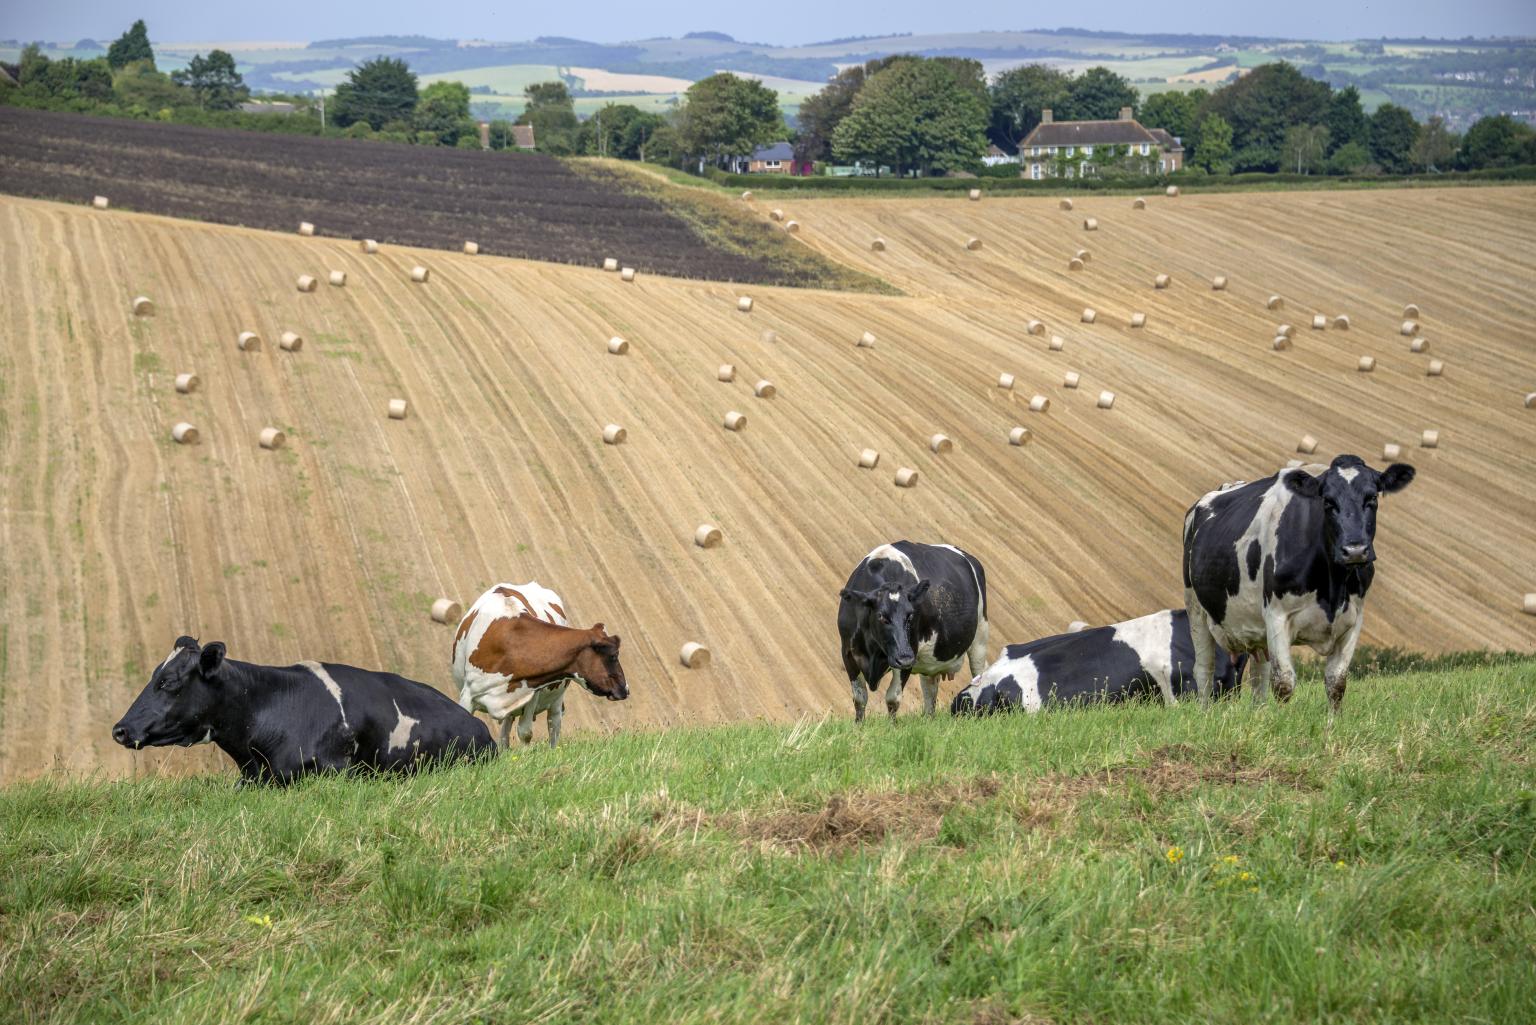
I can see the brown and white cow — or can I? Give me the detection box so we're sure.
[451,582,628,747]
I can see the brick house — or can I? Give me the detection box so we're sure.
[1017,107,1182,179]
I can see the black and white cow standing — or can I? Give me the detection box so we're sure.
[838,541,989,721]
[951,609,1246,714]
[112,636,496,783]
[1182,455,1415,715]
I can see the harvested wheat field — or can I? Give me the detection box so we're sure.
[1,186,1533,782]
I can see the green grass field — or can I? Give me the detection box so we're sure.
[3,659,1533,1023]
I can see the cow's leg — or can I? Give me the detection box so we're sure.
[1265,616,1297,704]
[1187,599,1218,706]
[1250,655,1272,706]
[547,691,566,748]
[1323,617,1365,720]
[885,671,908,719]
[919,675,940,717]
[1153,665,1178,707]
[967,620,990,679]
[497,715,516,748]
[515,702,537,745]
[850,674,870,723]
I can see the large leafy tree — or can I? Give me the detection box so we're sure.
[581,103,667,160]
[1281,123,1331,173]
[112,60,182,110]
[1324,85,1368,153]
[1411,115,1456,172]
[1139,90,1202,141]
[414,80,471,144]
[1195,62,1330,172]
[1192,113,1233,174]
[676,72,785,167]
[1062,66,1138,121]
[332,57,419,131]
[170,50,246,110]
[1457,113,1535,169]
[517,80,579,155]
[794,56,908,162]
[988,63,1071,148]
[107,20,154,71]
[1368,103,1418,173]
[832,57,989,177]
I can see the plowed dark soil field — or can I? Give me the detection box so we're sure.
[0,106,790,283]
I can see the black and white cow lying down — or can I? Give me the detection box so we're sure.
[838,541,989,721]
[113,637,496,784]
[1182,455,1415,715]
[951,609,1246,714]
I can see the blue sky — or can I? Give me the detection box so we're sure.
[5,0,1533,44]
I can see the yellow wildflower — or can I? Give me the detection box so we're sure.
[244,913,274,929]
[1335,860,1349,869]
[1222,855,1240,866]
[1166,846,1184,865]
[1238,871,1253,882]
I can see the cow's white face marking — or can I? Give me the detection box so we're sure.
[387,700,419,753]
[1337,466,1359,484]
[195,728,213,745]
[158,646,184,672]
[965,652,1044,712]
[299,661,350,729]
[888,591,901,601]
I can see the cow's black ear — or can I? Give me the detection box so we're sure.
[1284,470,1322,498]
[1378,463,1415,494]
[840,587,875,607]
[908,579,931,602]
[198,642,226,680]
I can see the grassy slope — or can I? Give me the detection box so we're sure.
[4,662,1534,1024]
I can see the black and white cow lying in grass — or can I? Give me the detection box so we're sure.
[113,636,496,784]
[838,541,989,721]
[951,609,1245,714]
[1182,455,1415,715]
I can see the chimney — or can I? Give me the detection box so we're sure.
[1119,106,1133,121]
[479,121,490,150]
[1041,108,1053,124]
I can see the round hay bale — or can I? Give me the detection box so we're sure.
[1410,338,1429,353]
[1212,275,1228,291]
[1357,355,1376,372]
[603,257,618,272]
[784,221,800,234]
[1332,315,1350,330]
[328,270,346,287]
[1524,393,1536,409]
[410,266,429,284]
[1277,324,1295,339]
[930,433,952,454]
[1298,434,1318,455]
[360,239,379,254]
[1063,371,1080,389]
[723,410,746,432]
[1029,395,1050,413]
[1166,185,1180,197]
[388,399,409,420]
[1008,426,1032,446]
[741,190,753,201]
[1421,429,1439,449]
[279,331,303,352]
[1096,390,1116,410]
[1426,359,1444,377]
[1048,335,1065,352]
[894,467,919,488]
[965,237,983,250]
[1069,257,1085,271]
[859,449,880,469]
[1524,594,1536,616]
[997,373,1015,390]
[1154,273,1170,289]
[1403,303,1420,319]
[760,329,778,344]
[1075,248,1091,262]
[602,424,627,445]
[1400,320,1420,336]
[680,642,711,668]
[430,599,462,625]
[237,331,262,352]
[92,195,110,210]
[717,364,735,383]
[968,188,981,201]
[296,274,317,292]
[694,524,722,548]
[769,209,784,222]
[131,296,154,317]
[858,331,876,348]
[1060,198,1074,210]
[1081,308,1097,324]
[1068,621,1089,633]
[737,296,753,313]
[1083,218,1098,232]
[258,427,286,450]
[1130,312,1146,328]
[607,336,629,355]
[174,372,199,394]
[1272,336,1292,351]
[171,422,199,444]
[871,238,886,251]
[1132,197,1146,209]
[463,241,479,256]
[753,380,776,398]
[621,267,636,282]
[1026,320,1045,336]
[1266,295,1284,311]
[1383,442,1402,461]
[1312,314,1327,330]
[298,222,315,237]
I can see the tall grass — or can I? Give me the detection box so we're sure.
[2,660,1534,1023]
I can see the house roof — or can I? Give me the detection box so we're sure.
[986,144,1009,157]
[1019,118,1158,150]
[1147,128,1184,152]
[751,142,795,162]
[238,100,297,114]
[511,124,536,149]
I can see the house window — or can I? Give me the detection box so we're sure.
[1159,159,1166,172]
[1064,146,1075,157]
[765,160,781,169]
[1140,143,1150,156]
[1083,146,1093,156]
[1082,164,1094,177]
[1030,163,1042,180]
